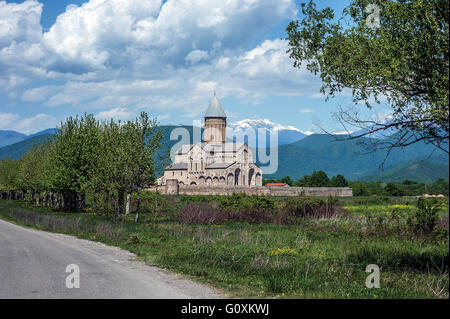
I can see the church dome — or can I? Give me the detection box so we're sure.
[205,93,227,118]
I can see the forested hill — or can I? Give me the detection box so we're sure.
[0,134,53,160]
[1,126,448,182]
[360,160,449,183]
[256,134,448,181]
[0,131,27,147]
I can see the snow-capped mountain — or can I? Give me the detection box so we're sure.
[227,119,310,147]
[351,126,398,139]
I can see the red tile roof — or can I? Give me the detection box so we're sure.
[266,183,288,187]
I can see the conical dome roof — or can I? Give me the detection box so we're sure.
[205,93,227,118]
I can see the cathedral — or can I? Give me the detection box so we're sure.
[162,94,263,187]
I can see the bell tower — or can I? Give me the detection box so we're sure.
[204,93,227,144]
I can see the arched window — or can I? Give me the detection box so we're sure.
[234,168,241,186]
[227,173,233,185]
[255,173,262,186]
[248,168,255,186]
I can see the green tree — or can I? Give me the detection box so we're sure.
[310,170,330,187]
[125,112,165,222]
[16,143,51,205]
[49,114,101,212]
[93,112,164,220]
[350,181,369,196]
[280,176,294,186]
[297,174,312,186]
[330,174,348,187]
[0,158,20,199]
[385,182,401,196]
[287,0,449,153]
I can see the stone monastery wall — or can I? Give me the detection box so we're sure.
[148,179,353,197]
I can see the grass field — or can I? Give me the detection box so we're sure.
[0,194,448,299]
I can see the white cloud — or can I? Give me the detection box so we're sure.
[185,50,209,65]
[310,88,353,99]
[21,85,60,102]
[371,111,394,123]
[15,113,57,134]
[0,0,42,49]
[0,0,329,124]
[214,39,321,97]
[21,38,321,118]
[299,109,313,113]
[0,112,19,127]
[0,0,44,92]
[96,107,134,121]
[157,113,171,120]
[42,0,296,74]
[0,112,57,134]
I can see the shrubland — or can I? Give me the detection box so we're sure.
[1,193,448,299]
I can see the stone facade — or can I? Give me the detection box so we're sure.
[161,94,263,187]
[156,93,353,198]
[147,183,353,197]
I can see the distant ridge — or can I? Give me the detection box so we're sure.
[0,128,57,148]
[0,134,53,160]
[0,125,448,183]
[28,128,58,138]
[256,133,448,182]
[360,160,449,183]
[0,130,27,147]
[228,119,308,146]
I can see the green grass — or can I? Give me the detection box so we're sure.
[0,198,448,299]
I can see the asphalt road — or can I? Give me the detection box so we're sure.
[0,219,222,299]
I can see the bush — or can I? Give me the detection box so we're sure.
[283,196,341,219]
[177,195,343,225]
[347,242,448,272]
[138,191,172,216]
[217,194,276,212]
[179,203,231,224]
[91,192,114,216]
[408,198,442,235]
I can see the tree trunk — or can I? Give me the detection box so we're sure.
[35,191,40,205]
[135,189,140,223]
[125,193,131,215]
[55,192,61,210]
[112,193,118,219]
[63,191,70,211]
[118,190,125,215]
[80,193,85,211]
[62,191,67,210]
[72,191,78,212]
[43,191,47,206]
[102,191,110,215]
[75,192,84,213]
[48,191,53,208]
[30,190,35,204]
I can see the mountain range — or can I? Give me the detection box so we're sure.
[0,130,28,148]
[0,129,57,148]
[0,121,448,182]
[227,119,309,146]
[257,133,448,181]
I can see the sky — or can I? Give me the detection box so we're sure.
[0,0,391,135]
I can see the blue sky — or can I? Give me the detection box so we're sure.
[0,0,390,134]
